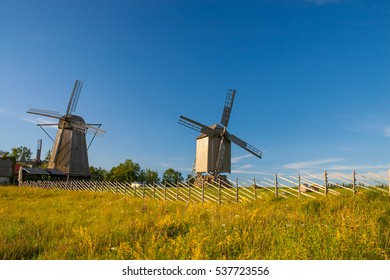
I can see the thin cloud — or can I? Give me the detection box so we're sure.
[231,169,269,176]
[240,164,254,169]
[282,158,345,170]
[0,109,48,126]
[327,163,390,171]
[382,126,390,137]
[231,154,253,163]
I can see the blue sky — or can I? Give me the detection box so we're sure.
[1,0,389,180]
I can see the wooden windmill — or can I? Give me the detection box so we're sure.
[27,80,105,178]
[178,89,262,179]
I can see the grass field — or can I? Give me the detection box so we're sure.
[0,186,389,260]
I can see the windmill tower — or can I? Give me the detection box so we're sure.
[178,89,262,179]
[27,80,105,178]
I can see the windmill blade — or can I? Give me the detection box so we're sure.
[70,121,106,137]
[220,89,236,127]
[84,124,106,137]
[66,80,83,115]
[27,108,62,120]
[178,115,216,137]
[228,134,262,159]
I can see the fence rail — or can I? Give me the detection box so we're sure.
[20,170,390,204]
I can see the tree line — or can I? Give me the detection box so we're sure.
[0,146,33,162]
[90,159,184,185]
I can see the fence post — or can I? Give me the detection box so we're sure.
[142,181,145,199]
[188,181,191,203]
[218,178,221,204]
[153,182,156,199]
[164,182,167,201]
[236,178,239,203]
[352,170,356,194]
[253,177,257,201]
[324,170,328,196]
[298,174,301,198]
[202,178,205,203]
[176,181,179,201]
[275,174,279,198]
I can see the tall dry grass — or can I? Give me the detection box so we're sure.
[0,186,389,259]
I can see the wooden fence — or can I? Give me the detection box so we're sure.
[21,170,390,204]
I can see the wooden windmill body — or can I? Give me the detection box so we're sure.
[195,124,231,174]
[179,89,262,179]
[27,80,105,178]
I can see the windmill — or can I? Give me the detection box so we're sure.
[178,89,262,180]
[27,80,105,178]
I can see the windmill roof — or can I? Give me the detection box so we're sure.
[196,123,224,139]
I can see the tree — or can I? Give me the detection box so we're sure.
[9,146,32,162]
[0,150,9,158]
[40,150,51,169]
[107,159,141,182]
[162,168,183,185]
[139,168,159,184]
[89,166,108,181]
[45,150,51,162]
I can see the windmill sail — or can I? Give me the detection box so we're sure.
[66,80,83,116]
[229,134,262,159]
[178,115,216,136]
[27,108,62,119]
[220,89,236,127]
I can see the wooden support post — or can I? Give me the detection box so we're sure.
[124,182,127,196]
[176,181,179,201]
[352,170,356,194]
[153,182,156,199]
[218,178,221,204]
[253,177,257,201]
[324,170,328,195]
[188,181,191,203]
[298,174,301,198]
[236,178,239,203]
[134,182,137,198]
[142,182,145,199]
[275,174,279,198]
[164,182,167,200]
[201,178,205,203]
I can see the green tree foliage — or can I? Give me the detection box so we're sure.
[89,166,108,181]
[45,150,51,162]
[0,150,10,158]
[162,168,183,185]
[2,146,32,162]
[40,150,51,169]
[139,168,159,184]
[107,159,141,183]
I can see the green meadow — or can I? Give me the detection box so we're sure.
[0,186,389,260]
